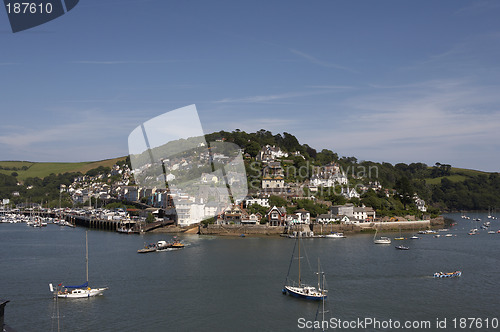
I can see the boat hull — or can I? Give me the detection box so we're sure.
[58,287,107,298]
[283,286,326,301]
[433,271,462,278]
[374,239,391,244]
[325,233,345,238]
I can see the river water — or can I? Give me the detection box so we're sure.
[1,213,499,331]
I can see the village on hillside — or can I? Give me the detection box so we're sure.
[19,135,433,233]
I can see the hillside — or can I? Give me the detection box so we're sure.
[0,157,126,181]
[1,129,499,213]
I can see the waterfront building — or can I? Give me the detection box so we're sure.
[286,208,310,224]
[266,206,287,226]
[175,199,205,226]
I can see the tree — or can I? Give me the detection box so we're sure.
[282,132,301,152]
[268,195,288,208]
[245,141,261,157]
[146,213,155,223]
[395,177,414,209]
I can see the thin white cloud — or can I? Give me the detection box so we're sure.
[0,108,141,161]
[70,60,180,65]
[214,90,328,103]
[305,85,354,90]
[290,49,358,73]
[307,79,500,170]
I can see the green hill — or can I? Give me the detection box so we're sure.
[0,157,126,181]
[424,167,489,185]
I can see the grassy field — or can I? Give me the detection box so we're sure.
[0,157,126,181]
[424,174,468,185]
[424,167,488,185]
[451,167,488,177]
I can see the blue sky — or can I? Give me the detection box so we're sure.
[1,0,500,171]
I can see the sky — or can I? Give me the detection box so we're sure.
[1,0,500,172]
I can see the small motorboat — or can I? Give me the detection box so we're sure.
[410,235,419,239]
[434,271,462,278]
[137,243,157,253]
[395,245,409,250]
[170,240,185,249]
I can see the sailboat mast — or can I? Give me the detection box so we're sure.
[317,258,320,291]
[322,274,326,329]
[86,231,89,283]
[298,233,301,287]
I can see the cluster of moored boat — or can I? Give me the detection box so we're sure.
[283,231,346,238]
[468,220,500,235]
[0,212,76,227]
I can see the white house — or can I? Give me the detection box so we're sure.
[341,187,360,199]
[175,199,205,226]
[256,145,288,163]
[415,198,427,212]
[244,197,270,208]
[352,206,375,221]
[290,208,310,224]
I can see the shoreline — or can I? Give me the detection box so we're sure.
[150,216,446,237]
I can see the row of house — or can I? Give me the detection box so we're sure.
[214,202,377,227]
[317,203,375,224]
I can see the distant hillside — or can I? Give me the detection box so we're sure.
[1,129,499,212]
[0,157,126,181]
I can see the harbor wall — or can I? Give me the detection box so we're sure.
[199,224,286,236]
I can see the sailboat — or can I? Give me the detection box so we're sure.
[282,234,327,300]
[373,227,391,244]
[50,231,107,298]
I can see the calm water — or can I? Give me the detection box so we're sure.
[1,213,499,331]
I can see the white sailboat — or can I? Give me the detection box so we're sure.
[50,231,107,298]
[282,235,327,301]
[373,227,391,244]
